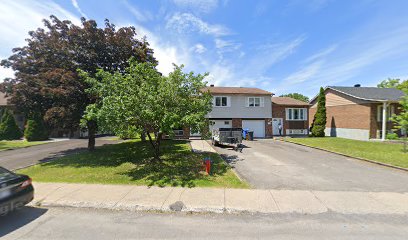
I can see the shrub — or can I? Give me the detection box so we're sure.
[0,109,23,140]
[386,133,399,140]
[24,115,48,141]
[311,87,327,137]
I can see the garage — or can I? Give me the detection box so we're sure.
[242,120,265,138]
[209,119,232,133]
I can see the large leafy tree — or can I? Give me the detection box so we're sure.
[0,15,156,150]
[279,93,309,103]
[377,78,408,90]
[82,60,212,161]
[310,87,327,137]
[392,85,408,152]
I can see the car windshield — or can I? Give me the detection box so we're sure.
[0,167,17,182]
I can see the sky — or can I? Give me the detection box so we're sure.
[0,0,408,97]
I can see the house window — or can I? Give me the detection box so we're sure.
[248,97,263,107]
[224,121,230,125]
[377,105,395,122]
[286,108,307,121]
[214,96,229,107]
[174,129,184,136]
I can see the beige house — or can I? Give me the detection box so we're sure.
[309,86,404,141]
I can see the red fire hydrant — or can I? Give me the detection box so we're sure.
[203,157,211,175]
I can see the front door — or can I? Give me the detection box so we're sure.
[272,118,283,136]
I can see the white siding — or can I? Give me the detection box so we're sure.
[207,94,272,119]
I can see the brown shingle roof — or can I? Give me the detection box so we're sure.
[272,97,309,106]
[202,86,272,95]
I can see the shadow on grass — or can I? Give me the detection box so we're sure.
[40,140,229,187]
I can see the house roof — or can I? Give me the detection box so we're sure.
[202,86,273,95]
[272,97,309,106]
[0,92,10,106]
[310,86,405,103]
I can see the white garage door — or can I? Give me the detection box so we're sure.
[242,120,265,138]
[209,120,232,133]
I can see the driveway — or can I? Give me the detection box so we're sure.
[0,137,121,170]
[212,139,408,192]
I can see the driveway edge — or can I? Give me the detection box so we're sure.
[285,140,408,172]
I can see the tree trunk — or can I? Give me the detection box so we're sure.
[87,120,97,151]
[141,130,146,142]
[146,131,162,162]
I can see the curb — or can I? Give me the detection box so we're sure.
[285,140,408,172]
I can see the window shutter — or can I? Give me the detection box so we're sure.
[285,109,289,120]
[260,97,264,107]
[212,97,216,106]
[227,96,231,107]
[246,97,249,107]
[303,108,307,120]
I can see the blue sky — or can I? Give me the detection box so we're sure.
[1,0,408,97]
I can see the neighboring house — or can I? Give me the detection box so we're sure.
[309,86,405,141]
[271,97,309,136]
[203,86,273,138]
[0,92,25,130]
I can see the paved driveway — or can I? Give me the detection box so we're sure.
[212,139,408,192]
[0,137,121,170]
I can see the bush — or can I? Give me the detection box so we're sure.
[311,87,327,137]
[0,109,23,140]
[24,115,48,141]
[386,133,399,140]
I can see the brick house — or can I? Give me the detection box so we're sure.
[271,97,309,136]
[309,86,405,141]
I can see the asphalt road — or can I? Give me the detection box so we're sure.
[213,139,408,192]
[1,207,408,239]
[0,137,121,170]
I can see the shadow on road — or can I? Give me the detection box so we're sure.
[0,206,48,237]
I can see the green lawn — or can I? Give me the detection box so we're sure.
[286,137,408,169]
[18,139,248,188]
[0,140,47,151]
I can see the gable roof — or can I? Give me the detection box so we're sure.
[202,86,273,95]
[310,86,405,103]
[272,97,309,106]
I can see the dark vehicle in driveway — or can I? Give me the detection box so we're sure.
[0,167,34,215]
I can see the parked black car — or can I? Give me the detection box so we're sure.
[0,167,34,215]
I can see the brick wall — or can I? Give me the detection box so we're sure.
[309,104,371,130]
[232,118,242,128]
[265,118,273,137]
[272,103,309,135]
[370,103,402,138]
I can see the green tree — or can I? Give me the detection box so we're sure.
[1,16,156,150]
[82,60,212,161]
[279,93,309,102]
[392,86,408,152]
[377,78,408,90]
[24,115,49,141]
[0,109,23,140]
[310,87,327,137]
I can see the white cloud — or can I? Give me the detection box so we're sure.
[0,0,80,82]
[123,0,153,22]
[71,0,88,18]
[193,44,207,54]
[131,24,188,76]
[303,44,337,63]
[172,0,219,13]
[0,65,15,81]
[284,60,323,84]
[166,13,231,37]
[248,36,306,74]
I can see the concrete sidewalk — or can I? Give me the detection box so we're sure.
[189,139,216,153]
[31,182,408,215]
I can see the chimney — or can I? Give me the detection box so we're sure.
[210,84,214,87]
[354,84,361,87]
